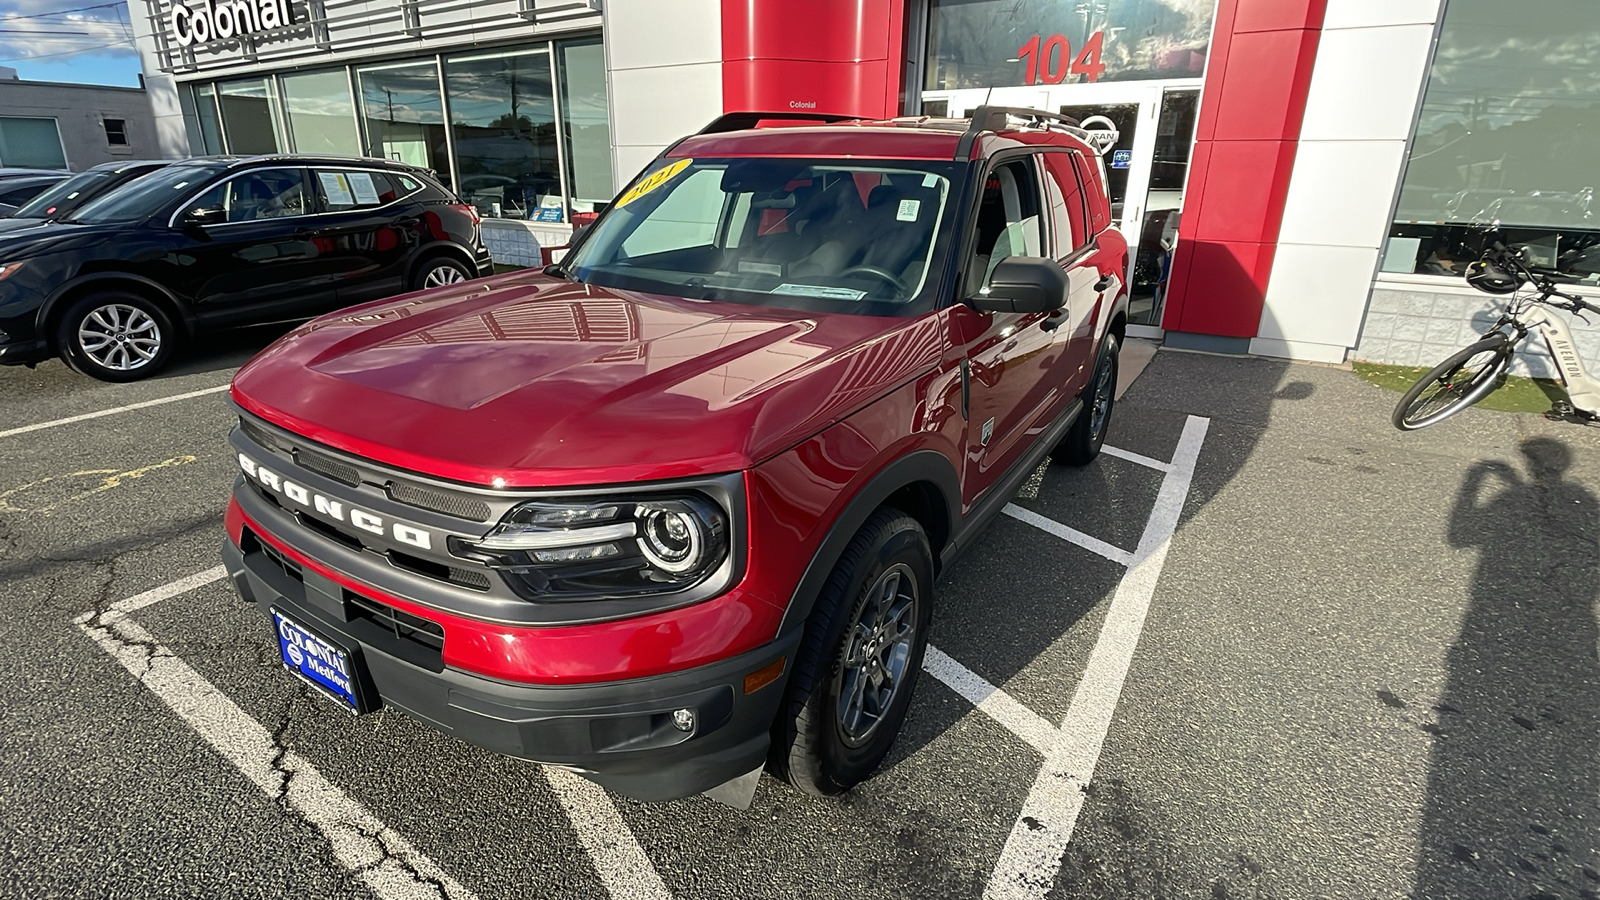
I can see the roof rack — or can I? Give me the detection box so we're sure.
[955,104,1090,160]
[697,111,864,135]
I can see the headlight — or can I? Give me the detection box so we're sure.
[0,261,26,283]
[457,494,729,600]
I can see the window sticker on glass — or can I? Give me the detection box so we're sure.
[922,173,939,188]
[897,199,921,222]
[347,172,379,205]
[319,172,354,206]
[773,284,867,300]
[615,158,692,208]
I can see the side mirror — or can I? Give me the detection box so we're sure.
[181,205,225,227]
[969,256,1068,314]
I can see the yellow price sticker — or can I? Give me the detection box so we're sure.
[615,158,692,208]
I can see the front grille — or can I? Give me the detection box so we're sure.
[243,528,303,583]
[386,479,491,522]
[387,548,491,592]
[344,589,445,664]
[294,448,361,487]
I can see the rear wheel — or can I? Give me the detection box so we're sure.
[1053,333,1120,466]
[769,509,933,796]
[56,292,177,382]
[1393,335,1514,431]
[411,255,473,292]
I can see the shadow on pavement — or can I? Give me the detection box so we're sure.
[1418,437,1600,898]
[158,321,298,380]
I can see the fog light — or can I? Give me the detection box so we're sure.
[671,708,695,732]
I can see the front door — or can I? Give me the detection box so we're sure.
[172,168,337,324]
[955,152,1079,511]
[932,81,1202,329]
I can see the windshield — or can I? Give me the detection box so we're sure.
[564,157,962,313]
[12,170,114,219]
[67,165,220,225]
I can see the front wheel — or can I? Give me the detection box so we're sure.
[769,509,933,796]
[56,292,178,382]
[1392,334,1514,431]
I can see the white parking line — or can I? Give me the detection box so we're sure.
[75,571,671,900]
[0,384,230,440]
[923,645,1057,754]
[76,607,477,900]
[1002,504,1135,567]
[985,415,1209,900]
[1099,444,1172,473]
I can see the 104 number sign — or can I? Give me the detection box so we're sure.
[1015,31,1106,85]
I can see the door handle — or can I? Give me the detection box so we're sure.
[1094,274,1114,292]
[1040,310,1068,332]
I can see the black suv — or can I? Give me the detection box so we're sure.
[0,155,492,381]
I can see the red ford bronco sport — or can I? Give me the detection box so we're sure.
[221,107,1129,807]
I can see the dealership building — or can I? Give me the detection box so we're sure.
[125,0,1599,375]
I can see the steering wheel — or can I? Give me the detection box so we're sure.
[838,265,907,297]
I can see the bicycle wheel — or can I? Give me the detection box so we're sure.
[1392,334,1515,431]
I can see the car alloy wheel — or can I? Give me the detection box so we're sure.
[836,562,919,747]
[423,263,467,288]
[78,303,161,372]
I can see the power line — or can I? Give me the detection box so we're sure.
[0,35,134,62]
[0,3,124,23]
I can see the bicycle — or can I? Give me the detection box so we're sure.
[1392,245,1600,431]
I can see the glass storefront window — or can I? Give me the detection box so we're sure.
[282,70,361,156]
[444,48,559,220]
[217,77,281,154]
[926,0,1214,91]
[192,84,224,154]
[559,38,613,213]
[1387,0,1600,282]
[357,61,450,187]
[0,116,67,169]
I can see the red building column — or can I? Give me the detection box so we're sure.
[721,0,907,119]
[1160,0,1327,345]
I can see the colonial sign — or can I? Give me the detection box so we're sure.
[169,0,296,48]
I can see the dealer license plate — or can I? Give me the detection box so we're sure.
[272,609,365,714]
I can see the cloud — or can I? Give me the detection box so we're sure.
[0,0,140,64]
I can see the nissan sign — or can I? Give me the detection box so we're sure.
[170,0,296,48]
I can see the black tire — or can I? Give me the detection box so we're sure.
[1053,333,1120,466]
[56,291,178,382]
[1392,334,1514,431]
[769,509,934,796]
[411,255,474,292]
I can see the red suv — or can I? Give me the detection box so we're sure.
[221,108,1129,806]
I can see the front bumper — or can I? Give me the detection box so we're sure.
[0,337,48,366]
[222,534,798,801]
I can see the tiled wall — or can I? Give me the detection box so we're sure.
[481,220,564,269]
[1354,284,1600,379]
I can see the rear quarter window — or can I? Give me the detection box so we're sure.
[314,170,408,212]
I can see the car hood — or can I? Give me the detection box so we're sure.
[0,220,121,257]
[231,273,944,487]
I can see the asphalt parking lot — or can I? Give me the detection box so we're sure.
[2,333,1597,900]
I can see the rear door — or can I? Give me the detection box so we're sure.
[1040,150,1106,394]
[309,167,422,306]
[171,167,336,324]
[953,152,1077,509]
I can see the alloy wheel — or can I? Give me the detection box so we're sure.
[78,304,161,372]
[423,264,466,288]
[836,563,919,747]
[1089,352,1115,439]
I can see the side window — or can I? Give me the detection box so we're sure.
[618,168,725,258]
[315,170,400,213]
[1070,150,1112,234]
[1041,152,1091,255]
[190,169,308,223]
[967,156,1044,294]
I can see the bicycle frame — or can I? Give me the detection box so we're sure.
[1516,305,1600,414]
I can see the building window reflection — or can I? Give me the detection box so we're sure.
[282,70,361,156]
[216,77,281,154]
[191,84,224,154]
[559,38,612,216]
[357,61,451,188]
[445,48,560,221]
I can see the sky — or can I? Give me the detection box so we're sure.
[0,0,145,87]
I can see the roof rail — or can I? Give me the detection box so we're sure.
[697,111,863,135]
[955,104,1086,160]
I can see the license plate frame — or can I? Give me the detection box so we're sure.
[271,608,370,715]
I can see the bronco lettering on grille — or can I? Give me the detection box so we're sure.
[238,453,433,551]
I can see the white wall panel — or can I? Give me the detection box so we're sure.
[1323,0,1443,31]
[605,0,722,69]
[602,0,723,192]
[1275,141,1407,249]
[1258,244,1383,348]
[1298,24,1436,142]
[608,63,723,148]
